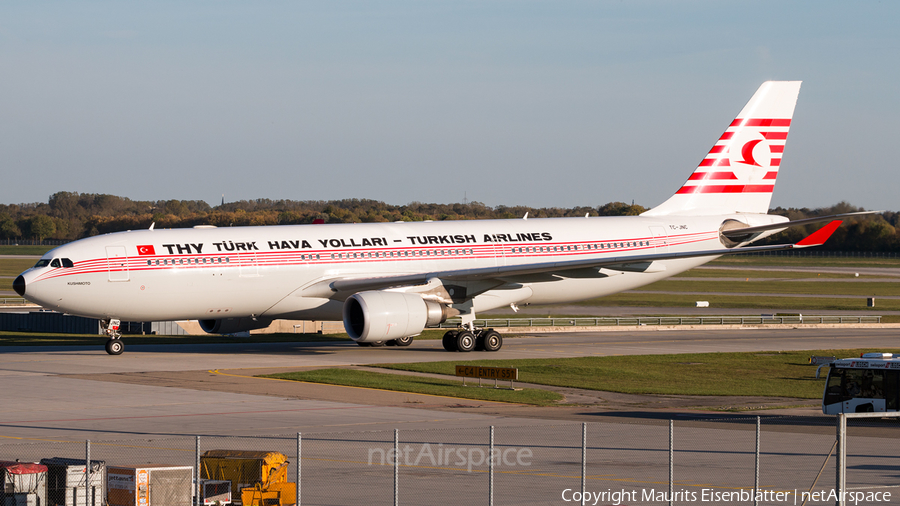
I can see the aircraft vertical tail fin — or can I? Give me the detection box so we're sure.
[643,81,802,216]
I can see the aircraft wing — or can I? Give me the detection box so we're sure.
[307,220,843,298]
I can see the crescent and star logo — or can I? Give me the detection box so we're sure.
[731,135,772,167]
[137,245,156,255]
[737,139,764,166]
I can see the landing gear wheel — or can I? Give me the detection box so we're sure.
[442,331,459,352]
[481,330,502,352]
[105,339,124,355]
[393,335,414,347]
[456,331,476,352]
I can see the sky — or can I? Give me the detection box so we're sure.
[1,1,898,212]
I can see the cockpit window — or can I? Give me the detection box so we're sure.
[50,259,61,268]
[61,258,74,268]
[33,259,51,268]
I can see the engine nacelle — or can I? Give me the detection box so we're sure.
[343,291,448,342]
[199,317,273,335]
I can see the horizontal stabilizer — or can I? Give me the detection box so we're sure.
[721,211,880,238]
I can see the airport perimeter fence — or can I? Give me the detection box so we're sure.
[1,417,898,505]
[735,249,900,258]
[441,315,883,329]
[0,239,69,246]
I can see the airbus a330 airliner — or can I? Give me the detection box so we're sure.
[14,81,868,355]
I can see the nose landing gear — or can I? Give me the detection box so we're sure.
[101,318,124,355]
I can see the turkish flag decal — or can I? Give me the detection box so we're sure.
[137,245,156,256]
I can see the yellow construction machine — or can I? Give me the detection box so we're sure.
[200,450,296,506]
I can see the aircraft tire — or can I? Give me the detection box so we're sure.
[394,335,414,347]
[481,330,502,352]
[105,339,124,356]
[442,331,459,352]
[456,331,476,352]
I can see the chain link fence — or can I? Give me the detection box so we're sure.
[1,417,898,505]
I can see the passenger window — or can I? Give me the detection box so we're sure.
[61,258,74,268]
[50,259,61,268]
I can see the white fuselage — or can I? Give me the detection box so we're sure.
[18,213,778,322]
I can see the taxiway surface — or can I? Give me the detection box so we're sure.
[2,327,899,440]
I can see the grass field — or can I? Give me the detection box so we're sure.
[711,256,900,268]
[572,292,897,311]
[640,279,900,296]
[674,269,882,279]
[0,258,35,277]
[374,349,895,399]
[261,369,564,405]
[0,246,53,256]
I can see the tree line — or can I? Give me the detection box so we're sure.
[0,192,897,251]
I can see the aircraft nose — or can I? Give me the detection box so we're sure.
[13,275,26,296]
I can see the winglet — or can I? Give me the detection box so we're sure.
[795,220,842,248]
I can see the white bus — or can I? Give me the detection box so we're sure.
[821,353,900,414]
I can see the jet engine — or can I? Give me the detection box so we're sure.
[343,291,449,342]
[199,317,273,335]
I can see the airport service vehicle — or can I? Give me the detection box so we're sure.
[14,81,868,355]
[822,353,900,414]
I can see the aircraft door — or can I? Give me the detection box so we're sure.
[106,246,130,282]
[239,252,259,277]
[492,241,507,267]
[649,226,669,253]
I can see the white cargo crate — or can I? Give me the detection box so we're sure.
[40,457,106,506]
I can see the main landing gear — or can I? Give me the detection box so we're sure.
[101,318,124,355]
[441,328,502,352]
